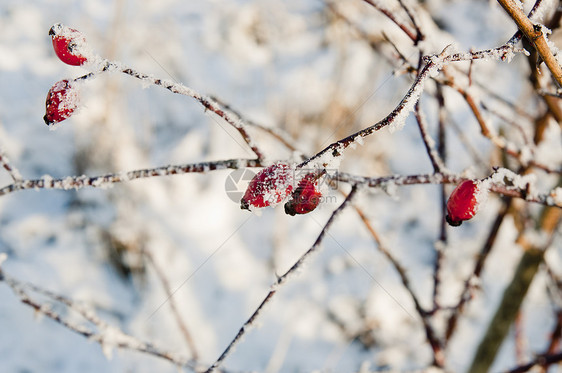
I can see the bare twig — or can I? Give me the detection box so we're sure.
[434,86,448,307]
[361,0,417,42]
[74,62,265,160]
[334,171,562,208]
[414,102,446,172]
[506,352,562,373]
[0,158,262,196]
[144,250,199,360]
[353,207,444,367]
[445,198,513,342]
[468,206,562,372]
[0,265,197,370]
[204,186,360,373]
[0,149,22,182]
[443,79,560,173]
[299,44,527,170]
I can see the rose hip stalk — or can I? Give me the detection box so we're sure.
[49,23,88,66]
[284,174,322,216]
[446,180,486,226]
[44,80,79,126]
[241,163,294,210]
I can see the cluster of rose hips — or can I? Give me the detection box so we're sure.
[240,163,323,216]
[44,24,91,126]
[240,162,486,223]
[45,24,486,222]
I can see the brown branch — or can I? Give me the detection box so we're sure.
[497,0,562,87]
[506,352,562,373]
[361,0,418,42]
[444,80,560,173]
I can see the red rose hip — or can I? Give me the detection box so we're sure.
[49,23,88,66]
[284,174,322,216]
[44,80,79,126]
[241,163,294,210]
[446,180,484,226]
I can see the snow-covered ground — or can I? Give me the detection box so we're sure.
[0,1,561,372]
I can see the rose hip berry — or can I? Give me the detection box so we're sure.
[284,174,322,216]
[446,180,482,226]
[241,163,294,210]
[44,80,79,126]
[49,23,88,66]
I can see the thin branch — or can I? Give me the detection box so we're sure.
[299,44,526,170]
[396,0,424,43]
[0,150,22,182]
[209,95,299,153]
[75,62,265,160]
[353,207,444,367]
[361,0,417,42]
[506,352,562,373]
[0,158,262,196]
[443,79,560,173]
[434,86,448,308]
[0,265,198,371]
[445,198,513,342]
[333,171,562,208]
[468,206,562,373]
[144,250,199,360]
[204,186,360,373]
[414,102,446,173]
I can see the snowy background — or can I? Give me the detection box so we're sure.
[0,0,561,372]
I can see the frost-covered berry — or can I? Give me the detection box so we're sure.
[446,180,485,226]
[49,23,88,66]
[284,174,322,216]
[241,163,294,210]
[44,80,79,126]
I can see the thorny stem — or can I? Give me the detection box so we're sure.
[204,186,359,373]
